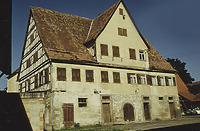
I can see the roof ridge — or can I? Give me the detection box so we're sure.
[30,6,92,21]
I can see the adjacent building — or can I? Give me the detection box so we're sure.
[9,0,181,130]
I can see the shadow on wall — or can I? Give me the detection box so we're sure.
[0,91,32,131]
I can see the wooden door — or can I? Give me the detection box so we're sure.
[102,103,111,123]
[143,103,151,121]
[123,103,135,121]
[169,102,176,119]
[62,103,74,127]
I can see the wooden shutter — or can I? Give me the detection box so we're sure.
[129,49,136,60]
[113,72,120,83]
[101,71,108,83]
[173,77,176,86]
[72,69,80,81]
[137,74,141,84]
[101,44,108,56]
[112,46,120,57]
[123,28,127,36]
[127,73,131,84]
[147,75,152,85]
[118,28,123,36]
[119,8,123,15]
[165,76,169,86]
[45,68,49,84]
[86,70,94,82]
[157,76,161,86]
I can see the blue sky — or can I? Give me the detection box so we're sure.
[0,0,200,90]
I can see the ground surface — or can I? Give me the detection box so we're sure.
[59,115,200,131]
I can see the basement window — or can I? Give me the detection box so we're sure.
[78,98,87,107]
[159,97,164,100]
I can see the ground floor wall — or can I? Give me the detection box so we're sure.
[50,92,181,130]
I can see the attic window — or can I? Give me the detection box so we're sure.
[101,44,108,56]
[118,28,127,36]
[139,50,145,61]
[119,8,123,15]
[112,46,120,57]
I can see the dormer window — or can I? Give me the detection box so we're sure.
[139,50,145,61]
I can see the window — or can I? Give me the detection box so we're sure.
[33,51,38,63]
[143,97,149,101]
[159,97,164,100]
[72,69,80,81]
[173,77,176,86]
[112,46,120,57]
[27,79,30,91]
[129,48,136,60]
[139,50,145,60]
[27,58,31,68]
[119,8,123,15]
[57,68,66,81]
[86,70,94,82]
[102,96,110,100]
[101,71,109,83]
[113,72,120,83]
[168,97,173,100]
[137,74,146,84]
[34,74,38,88]
[101,44,108,56]
[30,33,34,44]
[78,98,87,107]
[152,76,157,85]
[159,77,165,86]
[45,68,49,84]
[168,77,173,86]
[127,73,136,84]
[39,71,43,86]
[118,28,127,36]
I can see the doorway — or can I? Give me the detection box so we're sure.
[62,103,74,127]
[102,103,111,123]
[143,102,151,121]
[123,103,135,121]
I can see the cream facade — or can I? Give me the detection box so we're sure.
[15,1,181,130]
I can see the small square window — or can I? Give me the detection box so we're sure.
[168,97,173,100]
[102,96,110,100]
[143,97,149,101]
[159,97,164,100]
[119,8,123,15]
[78,98,87,107]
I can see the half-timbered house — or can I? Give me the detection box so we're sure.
[16,0,181,130]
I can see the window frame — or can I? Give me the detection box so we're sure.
[86,70,94,82]
[57,68,66,81]
[113,72,120,83]
[100,44,108,56]
[127,73,137,84]
[101,71,109,83]
[78,98,87,107]
[72,69,81,82]
[139,50,145,61]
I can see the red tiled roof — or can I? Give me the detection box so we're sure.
[176,74,200,101]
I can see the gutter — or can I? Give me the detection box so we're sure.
[85,19,94,43]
